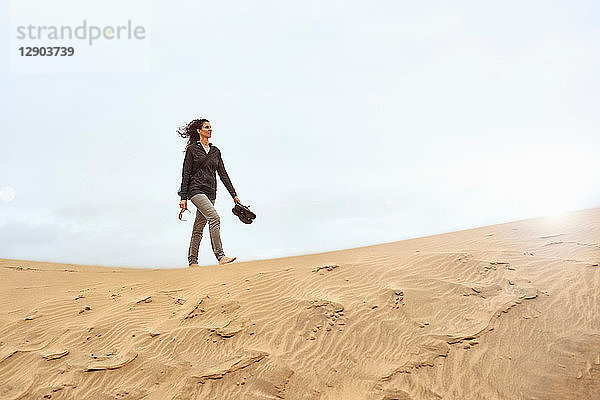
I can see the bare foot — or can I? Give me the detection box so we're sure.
[189,263,200,268]
[218,256,237,265]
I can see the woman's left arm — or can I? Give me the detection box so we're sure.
[217,152,240,203]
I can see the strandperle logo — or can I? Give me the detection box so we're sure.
[15,20,146,46]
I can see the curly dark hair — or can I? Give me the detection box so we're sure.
[177,118,209,149]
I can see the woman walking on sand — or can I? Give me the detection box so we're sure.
[177,118,240,266]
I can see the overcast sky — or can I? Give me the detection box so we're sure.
[1,0,599,268]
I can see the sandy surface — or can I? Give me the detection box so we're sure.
[1,208,599,400]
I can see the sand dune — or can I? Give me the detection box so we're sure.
[1,208,599,399]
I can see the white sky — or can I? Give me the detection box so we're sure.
[1,0,599,268]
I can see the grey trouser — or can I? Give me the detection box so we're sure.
[188,193,225,264]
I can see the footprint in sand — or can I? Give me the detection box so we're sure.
[136,296,152,304]
[391,290,405,309]
[84,351,138,371]
[312,263,340,273]
[42,350,69,360]
[303,300,345,340]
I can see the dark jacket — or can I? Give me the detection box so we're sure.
[179,141,237,201]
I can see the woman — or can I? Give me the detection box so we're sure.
[177,118,241,266]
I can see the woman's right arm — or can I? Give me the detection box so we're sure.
[179,147,193,202]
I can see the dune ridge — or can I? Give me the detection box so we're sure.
[1,208,599,399]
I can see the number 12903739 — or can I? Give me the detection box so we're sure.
[19,47,75,56]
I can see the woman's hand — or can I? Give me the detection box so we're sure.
[233,196,241,205]
[178,200,190,221]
